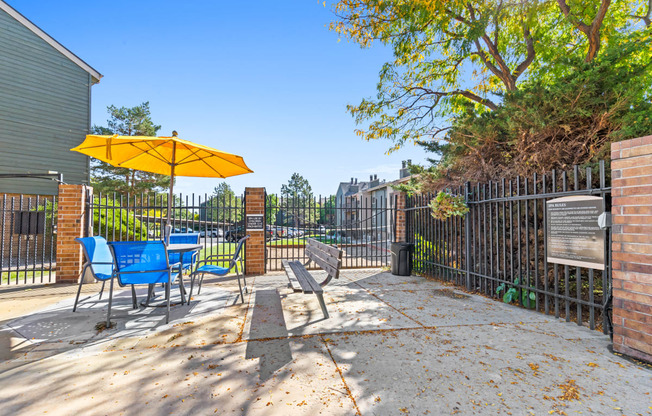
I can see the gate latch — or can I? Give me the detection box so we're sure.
[597,212,612,230]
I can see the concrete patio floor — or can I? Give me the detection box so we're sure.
[0,269,650,415]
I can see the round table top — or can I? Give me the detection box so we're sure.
[166,243,202,253]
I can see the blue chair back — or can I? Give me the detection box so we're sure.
[168,233,200,266]
[108,241,171,285]
[75,236,114,280]
[168,233,200,244]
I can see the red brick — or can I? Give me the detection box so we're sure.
[612,154,652,169]
[612,233,652,244]
[620,309,652,326]
[613,215,652,224]
[619,165,652,178]
[621,299,652,316]
[617,272,652,285]
[621,143,652,158]
[623,281,652,295]
[621,243,652,256]
[622,262,652,274]
[623,206,652,215]
[613,251,652,265]
[613,288,652,305]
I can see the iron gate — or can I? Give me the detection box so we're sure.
[0,193,57,285]
[265,194,397,271]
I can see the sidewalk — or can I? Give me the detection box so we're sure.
[0,269,650,415]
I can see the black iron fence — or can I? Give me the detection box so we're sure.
[265,194,397,271]
[406,162,612,333]
[0,193,57,285]
[88,191,246,267]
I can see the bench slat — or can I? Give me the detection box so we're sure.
[292,262,323,294]
[283,260,322,294]
[306,246,341,278]
[307,238,342,258]
[282,260,303,292]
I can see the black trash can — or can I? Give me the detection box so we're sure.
[391,242,414,276]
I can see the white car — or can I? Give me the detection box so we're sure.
[200,229,223,238]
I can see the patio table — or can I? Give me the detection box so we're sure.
[141,243,202,307]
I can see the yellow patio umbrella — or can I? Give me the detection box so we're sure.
[71,131,253,236]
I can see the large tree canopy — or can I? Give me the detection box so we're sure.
[332,0,651,151]
[332,0,652,186]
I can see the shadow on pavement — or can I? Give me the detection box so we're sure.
[245,289,292,381]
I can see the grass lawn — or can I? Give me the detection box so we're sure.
[195,243,242,269]
[1,270,54,284]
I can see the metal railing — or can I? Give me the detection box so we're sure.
[265,194,397,271]
[406,162,612,333]
[88,191,246,268]
[0,194,57,285]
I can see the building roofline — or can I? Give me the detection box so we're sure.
[1,1,102,83]
[365,175,412,192]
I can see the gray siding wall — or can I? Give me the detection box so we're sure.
[0,8,91,195]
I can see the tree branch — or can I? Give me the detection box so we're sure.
[513,22,535,78]
[556,0,612,61]
[630,0,652,27]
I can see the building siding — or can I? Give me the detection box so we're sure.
[0,8,91,195]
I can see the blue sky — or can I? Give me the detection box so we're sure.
[10,0,428,197]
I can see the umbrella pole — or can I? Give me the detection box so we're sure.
[165,141,177,245]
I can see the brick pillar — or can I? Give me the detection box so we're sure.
[395,192,407,243]
[56,184,91,283]
[244,187,265,276]
[611,135,652,363]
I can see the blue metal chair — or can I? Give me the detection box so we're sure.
[73,236,123,312]
[108,241,180,326]
[168,233,201,272]
[188,235,249,304]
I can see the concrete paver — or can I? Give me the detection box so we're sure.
[0,269,650,415]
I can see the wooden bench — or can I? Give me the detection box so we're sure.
[282,238,343,319]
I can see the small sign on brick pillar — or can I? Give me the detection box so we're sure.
[395,193,407,243]
[56,184,91,283]
[611,135,652,363]
[244,187,266,276]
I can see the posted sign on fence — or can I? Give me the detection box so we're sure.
[246,214,264,230]
[546,196,605,270]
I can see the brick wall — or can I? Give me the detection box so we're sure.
[395,192,406,243]
[611,135,652,363]
[56,184,90,283]
[244,187,265,276]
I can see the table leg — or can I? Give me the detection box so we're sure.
[178,264,186,304]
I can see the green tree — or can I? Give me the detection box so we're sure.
[281,173,313,199]
[266,194,278,225]
[399,40,652,188]
[280,173,315,227]
[91,102,171,195]
[203,182,243,223]
[331,0,650,151]
[319,195,337,225]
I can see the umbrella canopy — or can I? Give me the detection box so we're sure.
[71,132,253,236]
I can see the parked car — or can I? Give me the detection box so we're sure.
[224,226,246,242]
[265,225,274,241]
[200,228,223,238]
[274,227,287,238]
